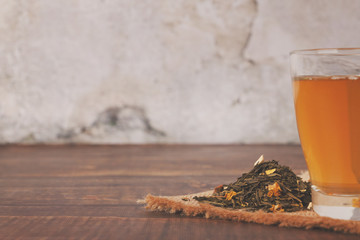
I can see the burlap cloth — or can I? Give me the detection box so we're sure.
[140,190,360,235]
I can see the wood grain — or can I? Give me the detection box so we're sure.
[0,145,358,239]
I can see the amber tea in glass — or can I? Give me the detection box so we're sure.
[291,48,360,220]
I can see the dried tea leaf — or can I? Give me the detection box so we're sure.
[194,160,311,212]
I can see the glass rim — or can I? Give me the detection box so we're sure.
[290,48,360,56]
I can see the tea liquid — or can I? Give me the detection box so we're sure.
[294,76,360,194]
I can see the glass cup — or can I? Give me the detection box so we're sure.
[290,48,360,220]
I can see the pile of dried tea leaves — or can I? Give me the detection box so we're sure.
[193,158,311,213]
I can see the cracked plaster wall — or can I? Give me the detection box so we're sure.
[0,0,359,144]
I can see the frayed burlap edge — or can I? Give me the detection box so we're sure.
[140,190,360,235]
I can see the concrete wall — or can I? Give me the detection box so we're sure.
[1,0,359,144]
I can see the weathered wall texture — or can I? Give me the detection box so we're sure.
[0,0,359,144]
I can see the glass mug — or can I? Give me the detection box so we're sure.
[290,48,360,220]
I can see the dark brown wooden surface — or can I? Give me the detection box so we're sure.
[0,144,358,239]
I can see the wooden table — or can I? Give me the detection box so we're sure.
[0,145,358,239]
